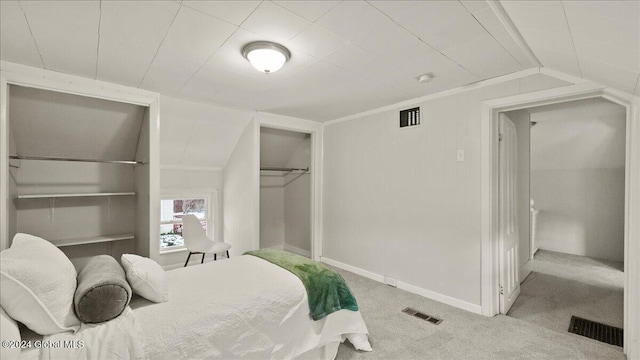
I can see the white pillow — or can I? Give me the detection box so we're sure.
[0,233,80,335]
[0,307,21,360]
[121,254,168,303]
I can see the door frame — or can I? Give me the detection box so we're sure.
[255,112,323,261]
[480,81,640,357]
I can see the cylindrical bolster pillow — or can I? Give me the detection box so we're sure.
[74,255,132,324]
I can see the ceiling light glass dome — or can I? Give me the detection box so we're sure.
[242,41,291,74]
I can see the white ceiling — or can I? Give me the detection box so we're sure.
[500,0,640,95]
[528,98,627,170]
[0,1,638,122]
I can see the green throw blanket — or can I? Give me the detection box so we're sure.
[245,249,358,321]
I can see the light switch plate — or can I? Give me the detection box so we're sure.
[457,149,465,162]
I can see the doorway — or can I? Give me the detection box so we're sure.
[501,99,626,342]
[259,127,312,257]
[480,84,639,357]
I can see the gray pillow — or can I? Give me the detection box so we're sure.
[74,255,132,324]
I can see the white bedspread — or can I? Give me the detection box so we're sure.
[130,255,370,359]
[31,307,144,360]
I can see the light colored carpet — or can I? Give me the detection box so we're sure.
[507,250,624,342]
[333,260,624,360]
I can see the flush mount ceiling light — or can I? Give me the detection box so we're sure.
[242,41,291,74]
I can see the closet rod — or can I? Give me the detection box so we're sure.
[10,155,146,166]
[260,167,309,172]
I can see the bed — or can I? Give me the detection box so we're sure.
[0,234,371,360]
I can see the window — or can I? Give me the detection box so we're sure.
[160,191,217,252]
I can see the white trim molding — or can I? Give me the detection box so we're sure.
[487,0,541,68]
[323,66,632,128]
[0,61,158,105]
[480,82,640,359]
[324,68,541,126]
[0,75,7,250]
[261,244,311,258]
[539,67,588,85]
[283,244,311,258]
[321,257,482,314]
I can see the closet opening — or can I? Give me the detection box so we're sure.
[259,127,311,258]
[5,84,152,262]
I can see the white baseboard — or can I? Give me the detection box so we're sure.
[283,244,311,258]
[397,280,482,314]
[260,244,310,258]
[321,256,482,315]
[320,257,385,283]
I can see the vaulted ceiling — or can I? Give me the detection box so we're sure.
[528,98,626,170]
[1,1,638,122]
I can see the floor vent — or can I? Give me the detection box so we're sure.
[402,307,442,325]
[568,316,623,347]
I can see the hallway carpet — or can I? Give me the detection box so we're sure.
[331,253,624,359]
[507,250,623,343]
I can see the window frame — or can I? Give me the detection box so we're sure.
[159,188,220,254]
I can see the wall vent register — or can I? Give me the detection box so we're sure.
[400,107,420,128]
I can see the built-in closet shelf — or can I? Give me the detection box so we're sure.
[16,192,136,199]
[54,233,135,247]
[260,167,309,172]
[9,155,145,166]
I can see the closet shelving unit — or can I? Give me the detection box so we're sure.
[260,166,309,173]
[11,155,144,250]
[54,234,135,248]
[16,192,136,199]
[5,84,153,259]
[11,156,141,200]
[1,66,160,261]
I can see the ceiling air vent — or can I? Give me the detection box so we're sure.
[400,107,420,128]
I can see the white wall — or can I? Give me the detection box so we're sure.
[223,119,259,256]
[323,74,569,308]
[503,110,531,280]
[260,175,285,249]
[159,96,252,168]
[157,95,250,267]
[532,169,625,261]
[531,108,626,262]
[284,137,311,254]
[160,168,223,190]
